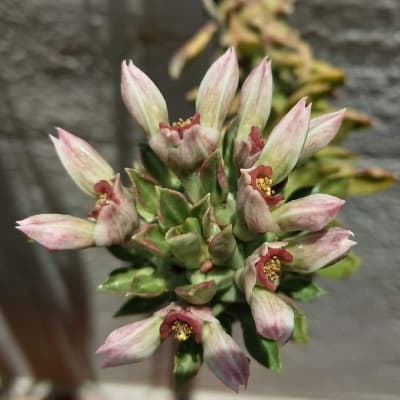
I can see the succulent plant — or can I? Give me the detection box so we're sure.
[17,49,359,392]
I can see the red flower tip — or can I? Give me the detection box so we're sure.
[160,310,203,344]
[159,113,201,138]
[256,247,293,291]
[249,165,284,206]
[249,126,265,155]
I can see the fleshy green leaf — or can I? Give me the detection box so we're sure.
[156,187,190,228]
[129,274,168,298]
[348,168,396,196]
[97,268,136,293]
[114,294,169,317]
[189,269,235,291]
[279,277,327,302]
[174,338,203,390]
[175,280,217,305]
[140,144,179,189]
[292,308,309,344]
[126,168,157,222]
[317,252,361,279]
[199,151,228,205]
[98,266,154,294]
[131,224,170,257]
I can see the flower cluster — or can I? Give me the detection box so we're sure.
[17,48,356,392]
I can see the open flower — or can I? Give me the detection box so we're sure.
[122,48,239,175]
[236,163,345,237]
[17,175,138,250]
[97,303,249,392]
[149,113,219,175]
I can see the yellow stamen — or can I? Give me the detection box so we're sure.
[263,256,281,282]
[95,193,110,210]
[172,118,192,129]
[256,177,275,196]
[170,320,192,342]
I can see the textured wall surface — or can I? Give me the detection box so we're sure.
[0,0,399,398]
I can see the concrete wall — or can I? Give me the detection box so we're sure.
[0,0,399,398]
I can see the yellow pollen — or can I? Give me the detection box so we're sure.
[256,177,275,196]
[95,193,110,209]
[172,118,192,128]
[170,320,192,342]
[263,256,281,282]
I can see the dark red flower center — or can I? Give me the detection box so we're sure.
[159,113,200,139]
[88,180,118,218]
[256,247,293,291]
[160,311,202,343]
[249,165,284,206]
[249,126,265,155]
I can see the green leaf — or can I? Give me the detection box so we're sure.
[114,294,169,317]
[348,168,396,196]
[317,253,361,279]
[174,338,203,390]
[97,268,136,293]
[239,308,281,372]
[132,224,170,257]
[126,168,157,222]
[129,274,168,298]
[166,222,208,270]
[140,144,179,189]
[107,244,148,263]
[208,225,239,266]
[318,175,349,197]
[175,280,217,305]
[189,269,235,291]
[199,151,228,205]
[279,277,326,302]
[292,308,309,344]
[156,187,190,228]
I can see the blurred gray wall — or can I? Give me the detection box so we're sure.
[0,0,399,398]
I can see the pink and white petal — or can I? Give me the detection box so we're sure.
[287,227,357,272]
[196,47,239,130]
[250,288,294,345]
[121,60,169,136]
[256,98,311,183]
[273,194,345,232]
[50,128,114,197]
[16,214,95,250]
[96,315,163,367]
[237,58,273,139]
[203,321,249,392]
[299,109,346,162]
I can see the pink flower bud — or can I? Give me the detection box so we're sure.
[196,47,239,130]
[50,128,114,197]
[149,114,219,175]
[256,98,311,184]
[16,214,95,250]
[299,109,346,163]
[272,194,345,232]
[236,58,273,140]
[286,227,357,273]
[250,288,294,345]
[121,60,169,136]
